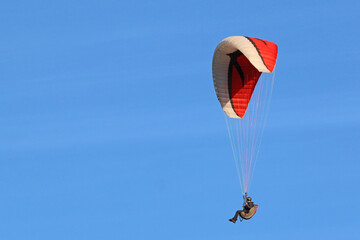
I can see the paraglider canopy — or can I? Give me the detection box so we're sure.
[212,36,278,118]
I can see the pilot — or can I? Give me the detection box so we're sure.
[229,197,254,223]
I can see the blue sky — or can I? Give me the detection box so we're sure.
[1,0,360,239]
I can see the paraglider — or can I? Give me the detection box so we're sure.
[229,196,258,223]
[212,36,278,222]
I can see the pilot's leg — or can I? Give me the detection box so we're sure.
[229,210,243,223]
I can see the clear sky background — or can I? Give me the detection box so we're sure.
[1,0,360,239]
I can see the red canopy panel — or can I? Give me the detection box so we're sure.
[228,50,261,118]
[246,37,278,72]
